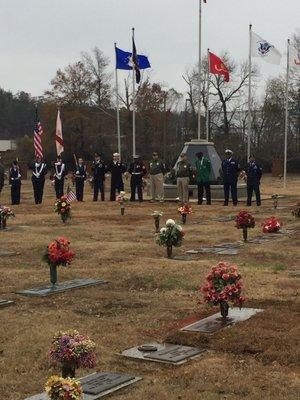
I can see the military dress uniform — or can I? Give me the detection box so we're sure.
[9,164,21,205]
[149,159,165,201]
[108,161,126,201]
[128,160,147,202]
[30,161,47,204]
[74,164,87,202]
[53,162,67,199]
[246,161,262,206]
[221,157,240,205]
[92,160,107,201]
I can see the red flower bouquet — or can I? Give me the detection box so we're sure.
[43,238,75,285]
[235,210,255,241]
[178,204,192,224]
[201,262,245,319]
[262,217,281,233]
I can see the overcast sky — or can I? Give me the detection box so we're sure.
[0,0,299,98]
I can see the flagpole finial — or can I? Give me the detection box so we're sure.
[249,23,252,29]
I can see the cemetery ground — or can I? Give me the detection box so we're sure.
[0,175,299,400]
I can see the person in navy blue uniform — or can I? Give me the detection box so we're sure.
[245,155,262,206]
[128,155,147,202]
[221,149,240,206]
[74,157,87,202]
[29,156,47,204]
[9,160,21,205]
[92,153,107,201]
[108,153,127,201]
[52,156,67,199]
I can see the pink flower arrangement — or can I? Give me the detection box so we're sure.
[178,204,192,215]
[262,217,281,233]
[235,210,255,229]
[49,330,96,369]
[200,262,245,307]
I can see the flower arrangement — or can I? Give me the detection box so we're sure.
[116,191,128,215]
[0,206,15,229]
[43,238,75,285]
[156,219,185,258]
[45,376,83,400]
[271,194,278,209]
[201,261,245,320]
[54,196,71,223]
[235,210,255,241]
[49,330,96,378]
[178,204,192,224]
[291,202,300,218]
[151,211,163,232]
[262,217,281,233]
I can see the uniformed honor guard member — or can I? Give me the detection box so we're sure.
[108,153,126,201]
[0,155,5,195]
[91,153,107,201]
[149,152,166,202]
[174,153,193,205]
[74,158,87,202]
[30,156,47,204]
[9,160,21,205]
[53,155,67,199]
[128,155,147,202]
[245,155,262,206]
[221,149,240,206]
[195,152,212,205]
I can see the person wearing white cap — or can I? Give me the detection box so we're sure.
[221,149,240,206]
[108,153,127,201]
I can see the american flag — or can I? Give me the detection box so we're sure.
[34,108,43,158]
[66,185,77,203]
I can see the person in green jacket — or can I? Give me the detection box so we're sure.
[195,152,211,205]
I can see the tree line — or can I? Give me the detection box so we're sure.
[0,31,299,172]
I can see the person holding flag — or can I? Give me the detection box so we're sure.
[29,155,47,204]
[52,155,67,199]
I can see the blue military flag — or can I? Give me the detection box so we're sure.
[115,47,151,71]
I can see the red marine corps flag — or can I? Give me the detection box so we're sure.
[209,51,230,82]
[55,108,64,156]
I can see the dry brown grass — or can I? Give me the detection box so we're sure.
[0,175,299,400]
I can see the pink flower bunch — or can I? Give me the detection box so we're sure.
[201,262,245,307]
[49,330,96,369]
[262,217,281,233]
[235,210,255,229]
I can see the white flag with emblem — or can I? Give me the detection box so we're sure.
[251,31,282,65]
[55,109,64,156]
[289,44,300,69]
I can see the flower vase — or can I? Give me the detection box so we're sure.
[220,301,229,321]
[154,217,160,233]
[50,265,57,286]
[61,362,76,378]
[182,214,187,224]
[0,216,5,230]
[166,245,173,258]
[121,205,125,215]
[242,227,248,242]
[61,214,67,223]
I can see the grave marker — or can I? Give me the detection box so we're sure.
[0,299,14,308]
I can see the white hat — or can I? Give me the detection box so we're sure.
[113,153,120,157]
[225,149,233,154]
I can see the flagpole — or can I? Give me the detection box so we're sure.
[247,24,252,160]
[206,48,210,141]
[197,0,202,140]
[114,43,121,156]
[132,27,136,156]
[283,38,290,189]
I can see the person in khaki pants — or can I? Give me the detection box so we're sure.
[175,153,192,205]
[149,152,166,202]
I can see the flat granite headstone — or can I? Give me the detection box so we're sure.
[24,372,141,400]
[121,342,205,365]
[16,278,108,297]
[0,250,20,257]
[0,299,14,308]
[212,215,235,222]
[181,308,263,334]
